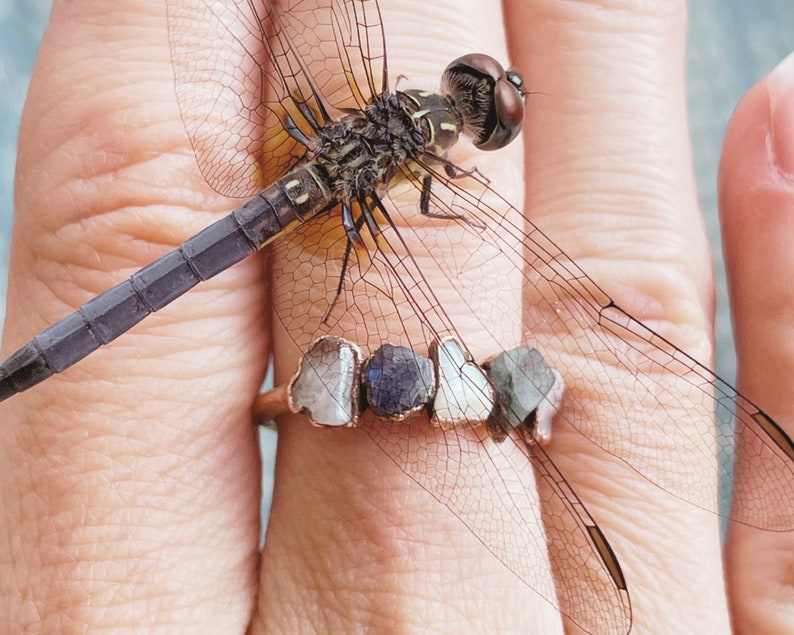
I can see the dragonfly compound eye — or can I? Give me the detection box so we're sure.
[441,53,525,151]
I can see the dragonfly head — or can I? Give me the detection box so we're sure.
[442,53,525,151]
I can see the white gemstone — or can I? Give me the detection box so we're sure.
[534,369,565,445]
[431,337,494,429]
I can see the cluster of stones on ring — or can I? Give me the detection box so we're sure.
[265,335,565,445]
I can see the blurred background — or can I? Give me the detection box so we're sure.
[0,2,792,401]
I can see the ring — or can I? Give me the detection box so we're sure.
[253,335,564,445]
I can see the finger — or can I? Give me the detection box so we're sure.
[253,0,567,632]
[0,1,265,629]
[258,0,728,633]
[721,52,794,633]
[503,0,728,631]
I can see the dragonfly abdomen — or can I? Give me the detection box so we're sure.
[0,165,332,402]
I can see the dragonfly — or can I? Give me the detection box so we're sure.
[2,0,794,632]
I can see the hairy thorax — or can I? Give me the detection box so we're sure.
[310,93,429,202]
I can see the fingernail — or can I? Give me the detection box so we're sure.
[768,51,794,176]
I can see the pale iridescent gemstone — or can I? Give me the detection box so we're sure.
[430,337,495,429]
[534,368,565,444]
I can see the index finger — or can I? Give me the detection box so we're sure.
[0,0,265,629]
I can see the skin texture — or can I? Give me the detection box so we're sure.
[0,0,791,632]
[722,55,794,634]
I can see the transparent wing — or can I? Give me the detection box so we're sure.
[169,4,627,622]
[272,184,635,633]
[357,414,632,634]
[166,0,386,197]
[270,144,794,628]
[406,160,794,531]
[275,0,387,109]
[273,155,794,532]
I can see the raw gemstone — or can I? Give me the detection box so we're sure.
[430,337,494,429]
[289,336,361,427]
[485,345,564,443]
[362,344,435,418]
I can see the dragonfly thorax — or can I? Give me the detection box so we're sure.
[311,93,425,202]
[307,53,525,205]
[398,89,464,158]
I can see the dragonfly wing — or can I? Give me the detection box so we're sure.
[356,414,632,635]
[166,0,307,196]
[275,0,387,110]
[528,438,632,634]
[271,186,633,632]
[166,0,386,197]
[390,158,794,531]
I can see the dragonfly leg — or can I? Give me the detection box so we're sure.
[419,174,432,214]
[322,241,351,325]
[342,201,365,245]
[295,100,326,131]
[283,112,313,148]
[358,194,383,241]
[444,162,484,180]
[417,172,487,230]
[418,174,464,220]
[323,208,368,324]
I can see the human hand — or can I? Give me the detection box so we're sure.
[721,51,794,634]
[1,1,792,633]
